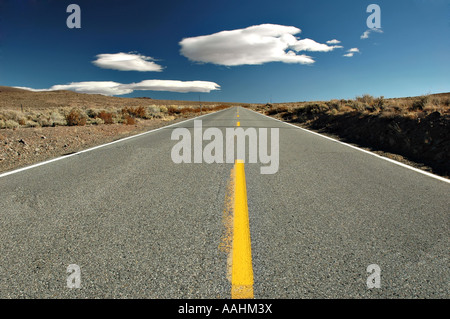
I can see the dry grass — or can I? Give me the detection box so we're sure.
[0,104,233,129]
[251,92,450,177]
[0,86,247,129]
[259,93,450,120]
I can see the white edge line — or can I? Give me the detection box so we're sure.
[0,108,231,179]
[243,107,450,184]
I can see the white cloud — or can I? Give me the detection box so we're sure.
[179,23,341,66]
[15,80,220,96]
[123,80,221,93]
[13,86,53,92]
[343,48,360,58]
[290,38,343,52]
[49,81,134,95]
[360,30,370,39]
[92,52,164,72]
[326,39,341,44]
[360,28,383,39]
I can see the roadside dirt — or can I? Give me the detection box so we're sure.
[0,117,189,174]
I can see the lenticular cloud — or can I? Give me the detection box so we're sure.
[16,80,221,96]
[179,23,342,66]
[92,52,164,72]
[51,81,134,95]
[124,80,220,93]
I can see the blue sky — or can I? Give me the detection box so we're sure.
[0,0,449,103]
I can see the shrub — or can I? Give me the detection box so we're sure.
[4,119,19,129]
[410,95,429,111]
[326,99,342,111]
[25,120,39,128]
[356,94,375,106]
[123,114,136,125]
[303,103,328,114]
[159,106,168,113]
[441,97,450,107]
[349,100,366,112]
[134,106,147,118]
[50,112,67,126]
[86,109,97,118]
[328,108,339,115]
[178,107,197,114]
[3,110,21,122]
[36,116,51,127]
[267,106,288,115]
[167,106,178,115]
[90,117,104,125]
[374,96,385,110]
[147,105,161,116]
[66,109,87,126]
[96,111,114,124]
[122,106,147,118]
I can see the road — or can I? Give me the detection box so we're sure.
[0,106,448,298]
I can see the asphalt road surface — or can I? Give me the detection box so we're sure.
[0,106,448,298]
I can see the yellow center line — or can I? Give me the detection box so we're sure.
[231,159,254,299]
[237,121,240,127]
